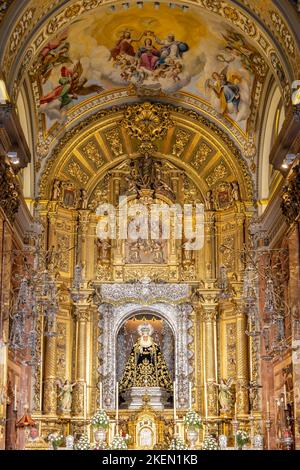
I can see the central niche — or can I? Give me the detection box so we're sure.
[116,313,175,410]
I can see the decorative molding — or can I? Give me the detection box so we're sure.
[0,156,20,221]
[96,278,190,306]
[38,103,254,200]
[281,162,300,224]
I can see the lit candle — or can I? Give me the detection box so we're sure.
[173,381,177,423]
[283,384,287,409]
[99,382,103,410]
[116,382,119,429]
[267,400,270,414]
[189,381,192,410]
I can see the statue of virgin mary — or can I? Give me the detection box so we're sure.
[119,323,173,392]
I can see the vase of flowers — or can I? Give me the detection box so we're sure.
[109,435,128,450]
[184,410,202,449]
[236,430,250,450]
[48,433,64,450]
[184,410,203,430]
[169,436,187,450]
[75,434,90,450]
[91,409,109,445]
[202,435,218,450]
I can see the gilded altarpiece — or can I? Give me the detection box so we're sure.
[30,103,259,444]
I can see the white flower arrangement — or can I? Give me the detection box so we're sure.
[236,430,250,449]
[184,410,203,430]
[48,433,64,450]
[169,437,187,450]
[109,436,128,450]
[75,434,91,450]
[202,435,218,450]
[91,409,110,429]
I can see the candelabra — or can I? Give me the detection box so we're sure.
[219,224,291,362]
[6,219,67,367]
[265,411,272,450]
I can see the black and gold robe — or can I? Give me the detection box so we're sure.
[119,339,173,392]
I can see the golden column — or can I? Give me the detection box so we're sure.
[72,303,89,417]
[43,327,58,415]
[200,294,219,418]
[235,305,249,416]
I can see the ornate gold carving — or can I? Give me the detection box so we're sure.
[39,104,254,200]
[72,382,84,416]
[43,379,57,415]
[206,161,229,187]
[81,140,104,169]
[7,7,35,57]
[270,11,295,58]
[172,128,191,158]
[191,141,212,169]
[0,157,20,221]
[226,323,237,377]
[221,235,235,270]
[96,261,112,281]
[281,163,300,224]
[66,159,89,185]
[121,102,173,152]
[123,266,170,282]
[105,128,123,157]
[183,177,202,204]
[207,381,218,416]
[56,323,67,380]
[56,233,70,272]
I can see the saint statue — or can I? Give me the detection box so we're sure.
[119,324,173,392]
[213,378,234,413]
[56,379,76,413]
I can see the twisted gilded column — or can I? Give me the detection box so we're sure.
[236,306,249,416]
[43,324,58,415]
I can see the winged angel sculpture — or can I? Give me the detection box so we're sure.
[213,378,235,413]
[56,379,76,413]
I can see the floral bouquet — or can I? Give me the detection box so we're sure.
[75,434,91,450]
[184,410,203,430]
[169,437,187,450]
[48,433,64,450]
[202,435,218,450]
[91,409,110,429]
[109,435,128,450]
[236,430,250,450]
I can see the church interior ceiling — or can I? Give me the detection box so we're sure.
[0,0,299,200]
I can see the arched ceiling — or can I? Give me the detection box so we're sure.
[0,0,299,200]
[39,102,254,203]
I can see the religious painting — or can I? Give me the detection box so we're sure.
[35,4,266,131]
[214,182,233,210]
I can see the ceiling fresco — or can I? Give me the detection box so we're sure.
[33,4,268,133]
